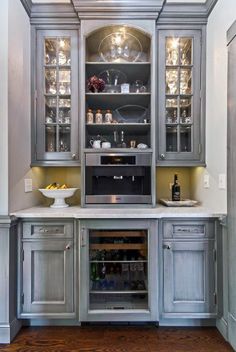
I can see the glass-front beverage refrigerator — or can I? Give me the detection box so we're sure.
[79,220,158,322]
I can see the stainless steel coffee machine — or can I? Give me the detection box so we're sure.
[85,153,152,205]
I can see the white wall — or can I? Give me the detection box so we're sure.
[0,0,9,215]
[191,0,236,212]
[8,0,44,212]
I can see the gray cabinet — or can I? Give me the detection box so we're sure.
[161,219,217,318]
[18,220,76,318]
[227,21,236,350]
[157,28,205,166]
[33,29,79,166]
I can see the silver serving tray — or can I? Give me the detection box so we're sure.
[160,198,198,207]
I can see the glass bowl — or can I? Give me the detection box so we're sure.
[98,69,127,93]
[115,104,148,123]
[98,32,142,63]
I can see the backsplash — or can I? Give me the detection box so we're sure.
[156,168,193,203]
[34,167,81,206]
[32,167,197,207]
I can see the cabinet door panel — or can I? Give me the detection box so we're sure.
[163,241,216,314]
[157,29,205,166]
[35,29,79,164]
[21,240,74,317]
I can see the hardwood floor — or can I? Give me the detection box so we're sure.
[0,326,233,352]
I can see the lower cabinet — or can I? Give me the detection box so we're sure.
[17,217,220,323]
[161,219,217,319]
[18,220,75,319]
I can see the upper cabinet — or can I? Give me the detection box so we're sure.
[32,29,79,166]
[83,25,153,153]
[157,29,205,166]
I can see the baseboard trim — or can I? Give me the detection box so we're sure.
[0,318,22,344]
[159,318,216,327]
[216,317,228,341]
[228,313,236,350]
[22,319,81,326]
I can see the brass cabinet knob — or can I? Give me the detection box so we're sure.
[72,153,76,160]
[65,243,71,250]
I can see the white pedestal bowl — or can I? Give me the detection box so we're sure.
[39,188,79,208]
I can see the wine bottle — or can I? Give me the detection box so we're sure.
[172,174,180,201]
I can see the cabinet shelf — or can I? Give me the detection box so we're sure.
[86,93,150,96]
[165,123,192,126]
[86,93,150,110]
[86,62,151,65]
[90,231,146,237]
[84,148,152,153]
[86,63,151,87]
[90,244,146,250]
[44,64,71,69]
[90,290,148,294]
[89,260,147,263]
[165,65,193,69]
[86,123,150,135]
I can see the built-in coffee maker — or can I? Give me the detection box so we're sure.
[85,153,152,205]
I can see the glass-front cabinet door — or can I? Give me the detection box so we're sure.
[79,220,158,322]
[35,30,79,164]
[157,29,204,165]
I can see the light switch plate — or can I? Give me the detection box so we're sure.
[203,174,210,188]
[24,178,33,193]
[219,174,226,189]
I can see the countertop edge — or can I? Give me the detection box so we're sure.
[10,206,226,219]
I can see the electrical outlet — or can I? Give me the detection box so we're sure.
[24,179,33,193]
[203,174,210,188]
[219,174,226,189]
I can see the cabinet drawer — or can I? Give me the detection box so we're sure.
[22,221,73,239]
[163,220,215,239]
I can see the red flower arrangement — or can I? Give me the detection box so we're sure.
[87,75,105,93]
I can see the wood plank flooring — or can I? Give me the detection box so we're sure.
[0,326,233,352]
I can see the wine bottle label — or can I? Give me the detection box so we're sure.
[172,191,180,201]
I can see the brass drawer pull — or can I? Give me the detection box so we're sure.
[39,227,49,233]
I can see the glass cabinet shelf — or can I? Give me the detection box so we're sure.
[162,34,196,155]
[43,37,72,153]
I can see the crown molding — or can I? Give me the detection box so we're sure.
[227,20,236,46]
[71,0,164,19]
[29,3,79,25]
[158,0,218,25]
[205,0,218,17]
[21,0,218,23]
[20,0,33,17]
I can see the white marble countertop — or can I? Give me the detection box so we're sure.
[11,205,226,219]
